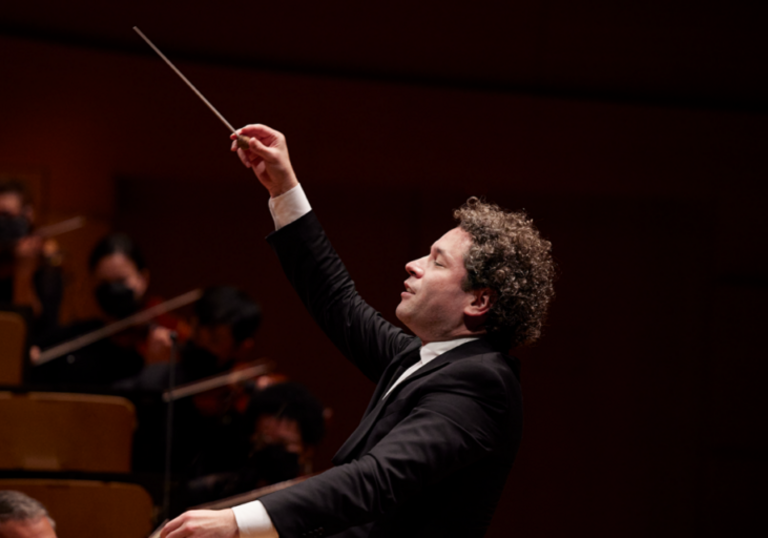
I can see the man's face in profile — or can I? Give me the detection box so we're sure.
[0,517,57,538]
[396,227,476,342]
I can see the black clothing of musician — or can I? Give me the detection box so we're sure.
[30,233,157,387]
[0,265,63,344]
[184,382,325,507]
[0,180,63,345]
[118,286,264,478]
[31,318,145,386]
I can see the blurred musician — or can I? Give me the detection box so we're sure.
[118,285,262,391]
[0,179,63,344]
[127,286,264,475]
[33,233,181,387]
[185,382,326,507]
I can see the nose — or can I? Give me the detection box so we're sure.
[405,256,425,278]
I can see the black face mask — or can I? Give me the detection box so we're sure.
[0,214,30,246]
[246,444,301,484]
[95,281,140,318]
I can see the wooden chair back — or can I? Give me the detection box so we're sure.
[0,478,154,538]
[0,392,135,473]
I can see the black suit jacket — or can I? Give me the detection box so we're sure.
[260,211,523,538]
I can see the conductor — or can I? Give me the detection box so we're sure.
[161,124,555,538]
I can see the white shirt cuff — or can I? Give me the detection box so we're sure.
[231,501,279,538]
[268,184,312,230]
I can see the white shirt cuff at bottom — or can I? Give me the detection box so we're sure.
[231,501,279,538]
[268,184,312,230]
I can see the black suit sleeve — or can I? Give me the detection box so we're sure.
[267,211,414,383]
[260,358,513,537]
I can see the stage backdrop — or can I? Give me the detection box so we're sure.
[0,34,765,537]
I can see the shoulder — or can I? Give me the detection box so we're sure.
[409,350,523,443]
[439,351,520,395]
[411,348,522,422]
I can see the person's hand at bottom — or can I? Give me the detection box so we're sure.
[160,509,239,538]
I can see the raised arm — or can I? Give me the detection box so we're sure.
[233,124,413,381]
[160,126,420,538]
[267,210,413,382]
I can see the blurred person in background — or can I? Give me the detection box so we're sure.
[126,286,265,475]
[33,233,183,387]
[184,381,326,507]
[0,490,57,538]
[118,285,262,391]
[0,179,63,344]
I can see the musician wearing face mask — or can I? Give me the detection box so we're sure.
[33,233,181,387]
[0,179,63,344]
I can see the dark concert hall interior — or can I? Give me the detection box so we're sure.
[0,1,766,537]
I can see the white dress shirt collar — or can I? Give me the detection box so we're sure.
[383,336,479,399]
[419,337,479,364]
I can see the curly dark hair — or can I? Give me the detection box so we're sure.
[454,197,555,350]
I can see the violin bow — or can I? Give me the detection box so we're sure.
[35,288,203,366]
[162,359,275,402]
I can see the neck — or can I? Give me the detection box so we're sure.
[418,327,485,346]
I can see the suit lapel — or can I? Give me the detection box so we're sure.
[364,340,422,415]
[333,338,496,465]
[378,338,495,398]
[334,342,419,464]
[379,348,422,398]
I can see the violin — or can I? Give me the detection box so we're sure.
[33,289,200,366]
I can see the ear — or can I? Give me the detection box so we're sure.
[464,288,493,318]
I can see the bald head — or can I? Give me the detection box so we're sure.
[0,492,56,538]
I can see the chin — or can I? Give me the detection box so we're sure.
[395,302,409,324]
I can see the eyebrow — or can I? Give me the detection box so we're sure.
[432,246,450,262]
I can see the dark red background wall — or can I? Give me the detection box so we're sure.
[1,34,765,537]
